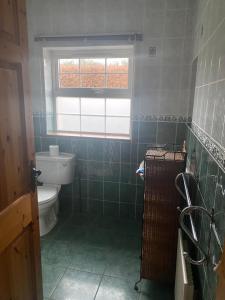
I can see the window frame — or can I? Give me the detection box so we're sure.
[49,46,134,139]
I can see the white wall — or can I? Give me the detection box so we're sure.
[27,0,194,120]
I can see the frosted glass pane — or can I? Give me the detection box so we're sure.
[81,116,105,133]
[56,97,80,114]
[106,99,131,116]
[106,117,130,134]
[57,115,80,131]
[81,98,105,115]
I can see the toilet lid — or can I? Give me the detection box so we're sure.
[37,186,58,204]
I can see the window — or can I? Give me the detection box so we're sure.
[58,57,129,89]
[46,46,133,139]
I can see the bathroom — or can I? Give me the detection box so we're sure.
[0,0,225,299]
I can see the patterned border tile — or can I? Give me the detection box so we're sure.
[191,123,225,172]
[132,114,192,123]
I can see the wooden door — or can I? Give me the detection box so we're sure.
[0,0,43,299]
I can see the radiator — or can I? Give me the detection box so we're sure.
[175,229,194,300]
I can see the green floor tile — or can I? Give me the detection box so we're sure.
[51,269,101,300]
[95,276,139,300]
[84,228,115,248]
[104,249,140,282]
[69,244,111,274]
[42,213,143,300]
[41,239,52,264]
[45,240,72,268]
[54,223,89,243]
[42,264,65,298]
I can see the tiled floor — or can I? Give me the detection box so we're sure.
[41,213,174,300]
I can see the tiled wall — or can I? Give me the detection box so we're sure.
[34,113,187,218]
[186,126,225,300]
[187,0,225,299]
[191,0,225,149]
[28,0,194,220]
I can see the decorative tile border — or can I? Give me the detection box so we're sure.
[191,123,225,172]
[132,114,192,123]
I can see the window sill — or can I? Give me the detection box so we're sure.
[47,131,131,141]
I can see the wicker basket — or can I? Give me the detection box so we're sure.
[141,148,186,283]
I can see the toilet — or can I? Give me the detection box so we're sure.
[36,151,75,236]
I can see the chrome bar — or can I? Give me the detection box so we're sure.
[212,223,223,253]
[179,206,210,265]
[175,173,198,241]
[175,172,223,266]
[181,173,198,242]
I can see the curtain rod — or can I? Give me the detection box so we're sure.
[34,33,143,42]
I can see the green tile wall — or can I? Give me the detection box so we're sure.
[186,127,225,300]
[33,113,188,220]
[189,1,225,298]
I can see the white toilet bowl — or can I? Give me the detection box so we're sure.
[37,185,60,236]
[36,151,75,236]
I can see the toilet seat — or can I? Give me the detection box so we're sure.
[37,186,58,205]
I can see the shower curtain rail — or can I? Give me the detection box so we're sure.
[34,33,143,42]
[175,172,223,266]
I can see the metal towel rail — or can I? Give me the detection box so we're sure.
[175,172,223,266]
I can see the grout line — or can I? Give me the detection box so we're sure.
[196,77,225,89]
[194,7,225,59]
[174,121,178,145]
[66,266,105,277]
[118,142,122,217]
[212,166,220,209]
[48,266,67,299]
[202,86,209,134]
[200,148,210,209]
[102,143,105,217]
[40,135,43,152]
[155,120,159,145]
[221,114,225,147]
[194,0,211,30]
[209,86,217,137]
[80,178,143,187]
[93,271,105,300]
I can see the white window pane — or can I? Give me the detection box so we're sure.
[81,98,105,115]
[59,74,80,88]
[106,58,129,73]
[106,99,131,116]
[56,97,80,114]
[81,116,105,133]
[59,59,79,73]
[57,115,80,131]
[80,58,105,73]
[106,117,130,134]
